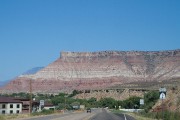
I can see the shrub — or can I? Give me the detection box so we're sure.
[41,109,54,115]
[143,90,159,112]
[121,96,141,109]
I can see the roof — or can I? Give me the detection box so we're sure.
[0,96,22,103]
[44,102,54,107]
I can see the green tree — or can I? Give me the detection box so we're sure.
[99,98,117,109]
[88,97,97,107]
[122,96,141,109]
[143,90,159,112]
[51,96,65,105]
[68,90,79,97]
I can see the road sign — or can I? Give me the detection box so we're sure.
[40,100,44,106]
[160,93,166,99]
[159,87,166,92]
[140,99,144,105]
[159,87,166,97]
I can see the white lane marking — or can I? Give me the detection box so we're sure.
[124,114,127,120]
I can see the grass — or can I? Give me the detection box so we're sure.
[127,112,157,120]
[111,109,156,120]
[0,115,5,120]
[0,114,29,120]
[0,110,57,120]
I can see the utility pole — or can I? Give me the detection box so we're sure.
[29,79,32,116]
[64,96,66,111]
[64,95,67,113]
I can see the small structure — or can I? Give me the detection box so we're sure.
[33,101,55,112]
[0,96,22,114]
[43,102,55,110]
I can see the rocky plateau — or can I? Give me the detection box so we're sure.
[0,49,180,94]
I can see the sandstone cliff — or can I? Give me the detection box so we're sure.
[1,50,180,93]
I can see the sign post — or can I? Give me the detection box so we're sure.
[40,100,44,106]
[39,100,44,111]
[159,87,166,120]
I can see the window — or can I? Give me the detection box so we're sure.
[10,104,13,108]
[2,104,6,108]
[10,110,13,114]
[2,110,5,114]
[17,104,20,108]
[16,110,19,113]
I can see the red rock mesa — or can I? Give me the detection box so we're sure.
[1,50,180,93]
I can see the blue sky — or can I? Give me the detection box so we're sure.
[0,0,180,82]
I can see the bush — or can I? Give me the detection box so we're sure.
[98,98,117,109]
[143,90,159,112]
[68,90,79,97]
[121,96,141,109]
[41,109,54,114]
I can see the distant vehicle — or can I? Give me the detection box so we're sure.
[86,108,91,113]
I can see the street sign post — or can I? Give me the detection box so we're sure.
[160,92,166,99]
[39,100,44,111]
[159,87,166,120]
[40,100,44,106]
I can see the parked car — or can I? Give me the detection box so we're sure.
[86,108,91,113]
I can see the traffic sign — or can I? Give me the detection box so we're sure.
[40,100,44,106]
[140,99,144,105]
[160,93,166,99]
[159,87,166,97]
[159,87,166,92]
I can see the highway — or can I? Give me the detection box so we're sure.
[90,108,135,120]
[18,108,135,120]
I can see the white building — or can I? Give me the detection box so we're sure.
[0,97,22,114]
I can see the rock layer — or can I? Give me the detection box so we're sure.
[1,50,180,93]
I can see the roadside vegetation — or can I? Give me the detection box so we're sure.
[0,91,159,110]
[0,91,142,110]
[1,90,179,120]
[0,115,5,120]
[0,114,29,120]
[138,110,180,120]
[31,109,55,116]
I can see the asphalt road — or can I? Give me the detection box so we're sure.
[18,109,135,120]
[17,110,96,120]
[90,109,136,120]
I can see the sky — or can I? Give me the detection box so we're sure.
[0,0,180,82]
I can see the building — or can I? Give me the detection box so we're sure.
[14,98,31,113]
[0,96,55,114]
[43,102,55,110]
[0,96,22,114]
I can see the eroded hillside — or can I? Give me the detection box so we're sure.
[0,50,180,93]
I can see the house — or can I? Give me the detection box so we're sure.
[14,98,32,113]
[0,96,22,114]
[0,96,55,114]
